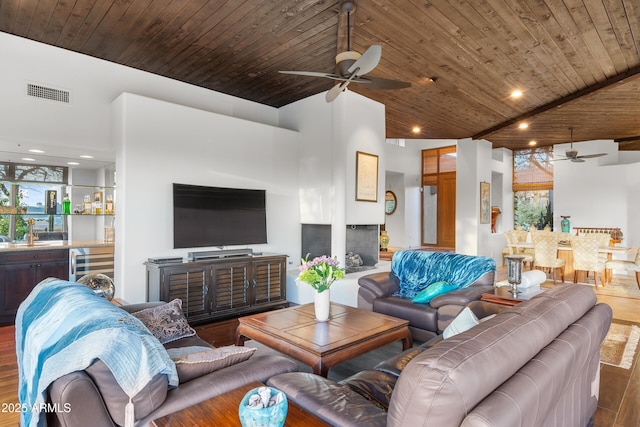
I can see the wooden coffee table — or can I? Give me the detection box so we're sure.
[481,285,543,306]
[150,382,329,426]
[235,302,412,377]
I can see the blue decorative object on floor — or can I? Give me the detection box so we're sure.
[239,386,288,427]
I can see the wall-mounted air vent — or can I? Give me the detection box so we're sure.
[26,82,71,103]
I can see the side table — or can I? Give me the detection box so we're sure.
[481,285,543,306]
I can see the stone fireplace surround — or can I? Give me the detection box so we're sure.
[301,224,379,274]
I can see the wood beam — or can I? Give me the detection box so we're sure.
[472,65,640,141]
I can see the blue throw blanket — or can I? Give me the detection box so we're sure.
[16,278,178,427]
[391,250,496,299]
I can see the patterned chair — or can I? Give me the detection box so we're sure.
[532,232,565,284]
[504,230,534,269]
[604,247,640,289]
[571,235,606,287]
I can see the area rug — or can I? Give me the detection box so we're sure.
[600,322,640,369]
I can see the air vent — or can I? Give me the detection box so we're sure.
[26,83,70,103]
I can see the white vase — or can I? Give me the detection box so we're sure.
[314,289,331,322]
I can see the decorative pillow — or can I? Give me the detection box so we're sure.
[442,307,479,339]
[132,299,196,344]
[411,281,458,304]
[166,345,257,383]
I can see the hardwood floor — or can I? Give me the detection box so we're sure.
[1,272,638,427]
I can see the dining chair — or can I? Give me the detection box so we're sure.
[532,232,565,284]
[571,235,606,287]
[604,247,640,289]
[592,233,613,282]
[504,230,534,269]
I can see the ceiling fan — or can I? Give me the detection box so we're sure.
[554,128,607,163]
[279,1,411,103]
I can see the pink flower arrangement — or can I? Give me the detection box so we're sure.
[298,254,345,293]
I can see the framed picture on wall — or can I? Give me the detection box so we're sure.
[480,181,490,224]
[356,151,378,202]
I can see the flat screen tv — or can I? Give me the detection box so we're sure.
[173,183,267,249]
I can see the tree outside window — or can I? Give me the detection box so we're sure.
[513,147,554,230]
[0,162,68,241]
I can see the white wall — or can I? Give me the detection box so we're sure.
[384,171,405,248]
[554,140,637,247]
[279,90,386,268]
[113,93,301,302]
[456,139,493,256]
[489,148,514,265]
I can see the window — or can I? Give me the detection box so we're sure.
[513,147,553,230]
[0,162,69,241]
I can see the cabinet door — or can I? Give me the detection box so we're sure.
[36,261,69,282]
[0,264,36,322]
[253,258,286,305]
[161,266,209,321]
[0,249,69,325]
[212,263,250,312]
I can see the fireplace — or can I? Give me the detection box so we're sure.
[301,224,379,274]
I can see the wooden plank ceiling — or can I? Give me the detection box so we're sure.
[1,0,639,151]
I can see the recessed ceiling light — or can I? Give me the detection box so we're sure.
[80,155,94,159]
[412,126,421,134]
[22,157,36,162]
[29,149,44,153]
[511,90,523,98]
[518,122,529,130]
[528,140,537,146]
[67,162,80,165]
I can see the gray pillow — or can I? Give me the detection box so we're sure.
[132,299,196,344]
[166,345,257,383]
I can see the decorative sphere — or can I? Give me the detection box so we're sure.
[77,273,115,300]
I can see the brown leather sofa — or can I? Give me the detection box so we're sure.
[46,302,298,427]
[358,255,496,342]
[268,285,612,427]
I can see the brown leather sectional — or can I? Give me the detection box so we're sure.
[268,285,612,426]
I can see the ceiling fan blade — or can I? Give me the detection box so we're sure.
[577,153,607,159]
[571,158,586,163]
[348,45,381,76]
[326,82,347,102]
[355,75,411,90]
[279,71,351,82]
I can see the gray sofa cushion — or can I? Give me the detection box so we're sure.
[387,284,600,427]
[268,372,387,427]
[85,360,168,426]
[461,304,611,426]
[373,296,438,332]
[167,345,257,383]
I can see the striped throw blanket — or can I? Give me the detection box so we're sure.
[16,278,178,427]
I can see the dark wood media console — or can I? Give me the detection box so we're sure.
[145,253,288,324]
